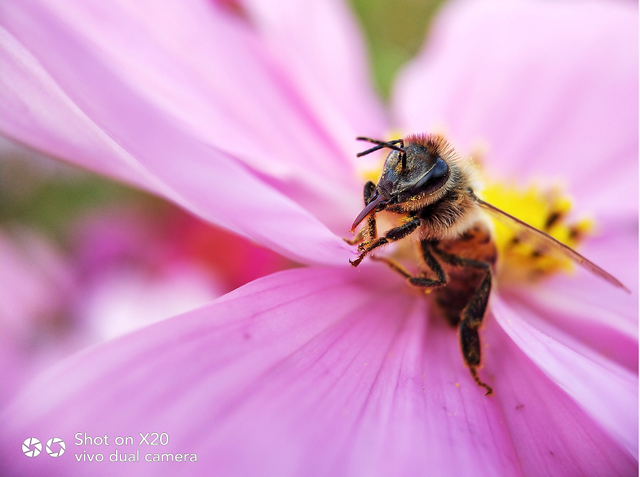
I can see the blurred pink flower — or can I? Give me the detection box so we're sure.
[0,210,223,407]
[0,229,79,407]
[0,1,637,477]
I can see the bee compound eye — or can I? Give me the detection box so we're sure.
[412,157,449,194]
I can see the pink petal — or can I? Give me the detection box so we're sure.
[484,314,637,476]
[2,0,371,197]
[0,28,153,192]
[492,294,638,460]
[0,27,348,266]
[1,266,634,476]
[393,0,638,219]
[518,280,637,372]
[244,0,389,159]
[1,0,377,260]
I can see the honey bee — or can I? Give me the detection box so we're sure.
[349,134,629,395]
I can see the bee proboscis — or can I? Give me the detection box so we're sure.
[349,134,629,395]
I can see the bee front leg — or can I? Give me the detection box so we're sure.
[345,182,378,246]
[432,246,494,396]
[362,181,376,205]
[350,216,421,267]
[344,214,377,246]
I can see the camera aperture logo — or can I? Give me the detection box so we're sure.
[22,437,65,457]
[22,438,42,457]
[47,437,66,457]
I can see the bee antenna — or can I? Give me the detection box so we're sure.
[356,137,407,170]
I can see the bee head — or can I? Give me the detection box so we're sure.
[351,135,453,231]
[377,139,450,203]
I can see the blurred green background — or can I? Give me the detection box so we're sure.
[350,0,445,99]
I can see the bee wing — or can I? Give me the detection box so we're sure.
[472,194,630,293]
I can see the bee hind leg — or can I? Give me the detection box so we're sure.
[432,246,494,396]
[460,320,493,396]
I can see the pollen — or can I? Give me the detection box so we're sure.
[480,181,594,284]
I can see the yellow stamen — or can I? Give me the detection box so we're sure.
[481,181,594,284]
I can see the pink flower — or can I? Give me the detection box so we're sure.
[0,229,79,407]
[0,1,637,476]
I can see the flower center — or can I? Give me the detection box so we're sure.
[480,181,594,285]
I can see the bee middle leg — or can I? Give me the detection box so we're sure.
[432,246,494,396]
[371,241,447,289]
